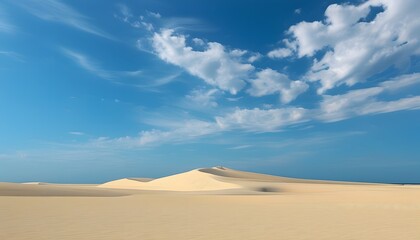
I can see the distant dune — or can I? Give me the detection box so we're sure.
[99,166,370,193]
[1,167,420,240]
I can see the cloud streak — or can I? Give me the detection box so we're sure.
[61,48,142,82]
[15,0,114,40]
[0,51,24,62]
[0,7,16,33]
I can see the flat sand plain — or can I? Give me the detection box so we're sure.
[1,167,420,240]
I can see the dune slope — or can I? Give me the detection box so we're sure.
[98,166,370,193]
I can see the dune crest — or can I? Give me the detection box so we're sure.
[98,166,352,192]
[99,167,243,191]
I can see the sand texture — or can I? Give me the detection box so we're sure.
[1,167,420,240]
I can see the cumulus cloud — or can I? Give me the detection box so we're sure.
[267,48,293,59]
[152,29,254,94]
[151,29,306,102]
[248,53,262,63]
[273,0,420,93]
[247,68,308,104]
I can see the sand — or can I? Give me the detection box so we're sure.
[1,167,420,240]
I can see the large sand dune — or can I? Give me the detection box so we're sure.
[1,167,420,240]
[99,166,371,193]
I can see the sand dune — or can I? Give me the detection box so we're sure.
[100,167,242,191]
[99,166,370,192]
[2,167,420,240]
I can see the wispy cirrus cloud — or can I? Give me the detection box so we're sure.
[15,0,114,40]
[114,4,155,31]
[228,145,253,150]
[61,48,180,90]
[61,48,142,81]
[318,73,420,121]
[0,6,16,34]
[68,131,85,136]
[0,51,24,62]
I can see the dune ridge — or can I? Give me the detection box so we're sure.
[98,166,372,193]
[99,167,242,191]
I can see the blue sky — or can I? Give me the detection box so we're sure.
[1,0,419,183]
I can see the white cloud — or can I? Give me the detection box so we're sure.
[82,74,419,147]
[226,97,242,102]
[267,48,293,59]
[215,107,308,132]
[116,4,155,31]
[192,38,205,46]
[319,93,420,122]
[161,17,209,32]
[0,21,14,33]
[116,4,132,22]
[0,8,15,34]
[147,11,161,19]
[61,48,142,81]
[379,72,420,90]
[360,96,420,115]
[318,87,383,121]
[92,119,221,147]
[62,48,114,80]
[185,88,220,107]
[218,74,419,132]
[140,72,181,88]
[151,29,306,101]
[247,68,308,104]
[248,53,262,63]
[138,119,220,145]
[93,107,309,146]
[0,51,24,61]
[228,145,253,150]
[318,73,420,121]
[15,0,114,40]
[230,49,247,57]
[152,29,254,94]
[69,131,85,136]
[275,0,420,93]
